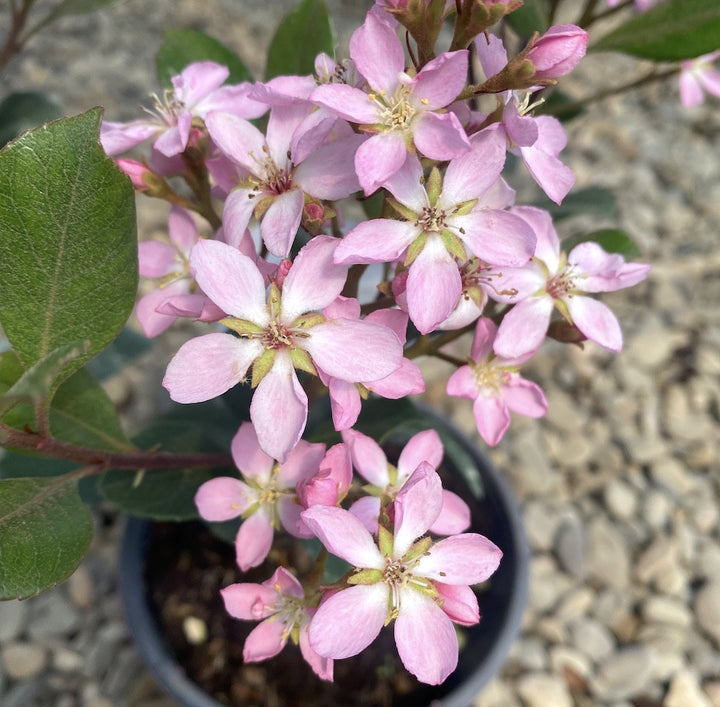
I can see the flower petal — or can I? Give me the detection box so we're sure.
[397,429,443,481]
[429,490,472,535]
[194,476,255,521]
[221,582,277,620]
[244,618,287,662]
[236,511,274,570]
[260,188,304,258]
[350,12,404,94]
[393,463,443,558]
[566,295,623,352]
[231,421,274,480]
[334,218,419,265]
[415,533,503,584]
[355,132,407,195]
[412,112,470,161]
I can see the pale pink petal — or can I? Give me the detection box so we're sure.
[310,84,380,124]
[221,188,258,251]
[304,319,402,382]
[282,236,348,322]
[334,218,419,265]
[502,378,548,418]
[367,359,425,398]
[175,61,229,106]
[520,142,575,205]
[154,122,188,157]
[472,393,510,447]
[350,12,404,94]
[244,619,287,662]
[412,111,471,161]
[566,295,623,352]
[492,296,554,359]
[299,621,334,681]
[454,209,535,266]
[383,154,427,213]
[163,332,261,403]
[349,495,381,534]
[138,241,178,278]
[168,205,200,253]
[328,378,362,431]
[278,495,310,538]
[430,490,472,535]
[235,511,274,570]
[294,135,363,200]
[442,127,506,204]
[470,317,497,360]
[231,421,274,480]
[394,590,458,685]
[511,205,560,270]
[415,533,502,584]
[100,120,158,156]
[503,101,539,147]
[680,70,705,107]
[474,32,508,79]
[190,239,269,324]
[267,566,305,599]
[221,583,277,620]
[355,132,408,195]
[259,188,304,258]
[435,582,479,625]
[265,103,311,167]
[251,353,308,462]
[308,584,388,658]
[194,477,255,521]
[446,366,478,401]
[406,237,462,334]
[568,242,650,292]
[411,50,469,110]
[342,429,389,487]
[393,464,443,558]
[135,280,188,338]
[397,429,443,481]
[199,83,268,118]
[205,112,267,173]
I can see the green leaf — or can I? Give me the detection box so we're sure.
[265,0,336,80]
[562,229,642,259]
[505,0,549,40]
[156,29,254,87]
[98,400,236,520]
[533,186,617,221]
[0,109,138,376]
[0,92,63,147]
[0,475,93,599]
[0,342,89,419]
[591,0,720,61]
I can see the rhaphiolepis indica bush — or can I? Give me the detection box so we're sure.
[1,0,719,687]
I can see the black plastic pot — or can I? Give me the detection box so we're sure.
[119,415,529,707]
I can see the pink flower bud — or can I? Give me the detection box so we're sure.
[115,158,153,191]
[524,24,588,80]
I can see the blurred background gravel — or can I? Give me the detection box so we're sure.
[1,1,719,705]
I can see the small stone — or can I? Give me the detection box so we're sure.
[554,514,586,579]
[527,555,572,614]
[650,457,696,497]
[626,314,677,370]
[643,489,672,530]
[569,618,616,663]
[695,580,720,645]
[549,645,591,680]
[535,617,568,644]
[556,587,594,622]
[475,677,521,707]
[1,642,48,680]
[635,536,679,586]
[664,669,712,707]
[67,564,94,609]
[507,638,548,672]
[703,680,720,706]
[516,672,573,707]
[604,479,638,520]
[642,595,692,627]
[53,646,84,672]
[592,646,655,701]
[585,517,630,589]
[523,500,563,552]
[26,592,81,639]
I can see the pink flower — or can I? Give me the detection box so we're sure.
[310,11,471,194]
[446,318,547,446]
[342,427,471,536]
[194,421,325,569]
[296,442,353,509]
[490,206,651,359]
[101,61,266,157]
[524,25,588,81]
[221,567,332,681]
[317,298,425,430]
[135,206,224,337]
[301,465,502,685]
[163,236,404,460]
[474,33,575,204]
[334,131,535,333]
[679,51,720,107]
[206,104,363,257]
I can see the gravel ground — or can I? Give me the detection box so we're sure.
[1,1,719,706]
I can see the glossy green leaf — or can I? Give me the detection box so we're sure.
[156,29,254,87]
[505,0,549,40]
[592,0,720,61]
[265,0,336,80]
[98,400,236,520]
[0,92,63,147]
[0,475,93,599]
[562,229,642,259]
[533,186,617,221]
[0,109,138,376]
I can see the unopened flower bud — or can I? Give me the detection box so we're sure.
[524,24,588,80]
[115,158,156,192]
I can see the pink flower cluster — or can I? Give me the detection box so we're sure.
[103,3,652,686]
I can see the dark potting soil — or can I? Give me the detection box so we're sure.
[145,521,440,707]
